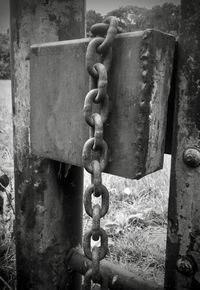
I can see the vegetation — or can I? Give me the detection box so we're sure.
[0,3,180,79]
[0,32,10,80]
[86,10,104,35]
[87,3,180,36]
[0,80,15,289]
[84,155,171,285]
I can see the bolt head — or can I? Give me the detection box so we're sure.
[176,256,194,275]
[183,148,200,167]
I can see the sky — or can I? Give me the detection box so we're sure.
[0,0,180,33]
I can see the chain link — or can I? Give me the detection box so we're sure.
[82,16,119,290]
[86,38,113,79]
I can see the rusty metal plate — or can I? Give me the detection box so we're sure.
[30,30,175,179]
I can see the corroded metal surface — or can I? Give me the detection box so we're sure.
[10,0,85,289]
[165,1,200,289]
[82,19,118,289]
[30,30,175,179]
[67,248,163,290]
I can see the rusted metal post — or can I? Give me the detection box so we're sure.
[165,0,200,289]
[67,248,163,290]
[10,1,85,289]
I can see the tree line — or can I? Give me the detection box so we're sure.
[0,3,180,79]
[87,3,180,36]
[0,31,10,79]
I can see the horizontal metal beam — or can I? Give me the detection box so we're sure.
[67,248,163,290]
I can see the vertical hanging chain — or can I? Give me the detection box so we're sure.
[82,17,120,290]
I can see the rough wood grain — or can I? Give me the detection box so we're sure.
[165,1,200,289]
[30,30,175,179]
[10,0,85,289]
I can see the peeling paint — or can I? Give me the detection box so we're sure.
[140,30,175,174]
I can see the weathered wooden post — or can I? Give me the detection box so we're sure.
[10,1,85,289]
[165,0,200,289]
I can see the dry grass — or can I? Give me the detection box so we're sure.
[0,80,15,290]
[0,239,16,290]
[83,155,171,286]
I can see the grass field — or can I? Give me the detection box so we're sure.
[0,80,171,288]
[0,81,13,174]
[83,155,171,286]
[0,80,15,290]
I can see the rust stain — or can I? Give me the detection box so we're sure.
[11,0,85,288]
[165,1,200,289]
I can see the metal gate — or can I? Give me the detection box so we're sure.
[10,0,200,289]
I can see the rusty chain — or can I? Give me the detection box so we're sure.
[82,17,120,290]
